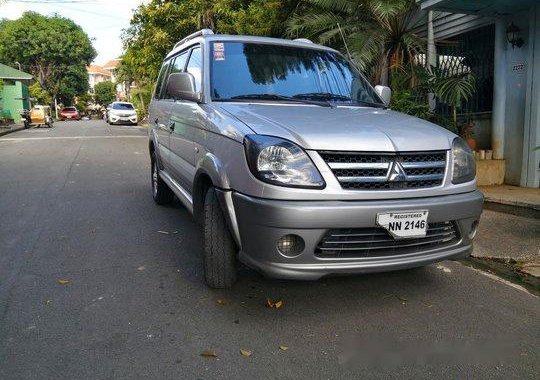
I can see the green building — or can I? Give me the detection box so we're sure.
[0,63,33,123]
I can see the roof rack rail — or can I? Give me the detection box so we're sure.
[174,29,214,49]
[293,38,313,44]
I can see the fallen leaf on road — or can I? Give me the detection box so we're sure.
[266,298,284,308]
[57,279,71,285]
[240,349,252,357]
[200,351,217,358]
[436,265,452,273]
[279,345,288,351]
[137,266,146,271]
[422,302,433,308]
[157,231,170,235]
[217,299,226,305]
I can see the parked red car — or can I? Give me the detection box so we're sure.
[59,106,81,121]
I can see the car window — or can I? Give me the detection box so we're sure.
[154,60,171,100]
[112,103,134,110]
[210,42,382,106]
[186,46,202,92]
[170,51,189,74]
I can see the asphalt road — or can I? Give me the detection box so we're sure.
[0,120,538,380]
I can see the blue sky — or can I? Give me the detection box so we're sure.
[0,0,148,64]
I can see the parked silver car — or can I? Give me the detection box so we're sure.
[148,29,483,288]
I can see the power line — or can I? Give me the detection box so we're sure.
[8,1,96,3]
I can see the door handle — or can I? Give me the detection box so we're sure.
[169,121,175,132]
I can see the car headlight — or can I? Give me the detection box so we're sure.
[244,135,325,188]
[452,137,476,184]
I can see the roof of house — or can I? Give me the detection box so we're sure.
[102,58,121,70]
[0,63,33,80]
[87,64,112,77]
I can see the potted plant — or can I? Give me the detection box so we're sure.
[459,120,477,150]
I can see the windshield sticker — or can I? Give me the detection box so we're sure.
[213,42,225,61]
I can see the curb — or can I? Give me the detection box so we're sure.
[0,125,26,137]
[460,257,539,296]
[483,195,539,211]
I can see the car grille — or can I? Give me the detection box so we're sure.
[319,151,447,190]
[315,221,460,258]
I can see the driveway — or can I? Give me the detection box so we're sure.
[0,120,538,379]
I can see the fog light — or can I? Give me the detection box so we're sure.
[277,234,305,257]
[469,220,479,239]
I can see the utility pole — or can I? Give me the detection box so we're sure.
[54,97,59,120]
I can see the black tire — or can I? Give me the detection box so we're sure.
[203,187,237,288]
[151,152,174,205]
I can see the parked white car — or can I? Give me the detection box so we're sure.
[106,102,138,125]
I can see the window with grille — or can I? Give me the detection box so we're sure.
[435,24,495,116]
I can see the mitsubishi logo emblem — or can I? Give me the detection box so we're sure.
[388,161,407,182]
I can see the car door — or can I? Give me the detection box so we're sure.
[149,59,173,171]
[168,46,203,191]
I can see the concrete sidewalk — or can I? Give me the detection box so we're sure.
[473,208,540,277]
[479,185,540,210]
[0,123,25,137]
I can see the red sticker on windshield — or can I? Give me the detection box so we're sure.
[213,42,225,61]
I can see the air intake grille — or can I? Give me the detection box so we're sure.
[319,151,447,190]
[315,221,460,258]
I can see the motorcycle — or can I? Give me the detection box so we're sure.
[19,109,30,128]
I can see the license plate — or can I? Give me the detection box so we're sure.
[376,210,429,239]
[67,116,72,119]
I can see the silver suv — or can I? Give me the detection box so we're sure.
[148,29,483,288]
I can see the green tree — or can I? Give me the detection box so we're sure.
[0,12,96,104]
[122,0,299,84]
[29,82,52,105]
[287,0,424,84]
[57,65,89,105]
[93,81,116,106]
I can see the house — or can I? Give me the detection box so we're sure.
[87,59,128,100]
[87,64,112,92]
[417,0,539,188]
[0,63,32,123]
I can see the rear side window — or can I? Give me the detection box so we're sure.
[186,47,202,92]
[154,60,171,100]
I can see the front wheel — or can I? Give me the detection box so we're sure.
[151,152,174,205]
[203,187,237,288]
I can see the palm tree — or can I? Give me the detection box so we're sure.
[429,66,475,129]
[287,0,425,85]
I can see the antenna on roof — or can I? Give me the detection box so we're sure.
[337,23,353,62]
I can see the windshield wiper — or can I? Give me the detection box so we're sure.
[293,92,387,109]
[223,93,332,108]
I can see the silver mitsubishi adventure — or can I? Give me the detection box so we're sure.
[148,29,483,288]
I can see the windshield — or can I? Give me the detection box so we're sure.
[112,103,134,110]
[210,42,383,107]
[63,107,76,111]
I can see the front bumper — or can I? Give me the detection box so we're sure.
[110,114,138,124]
[229,190,484,280]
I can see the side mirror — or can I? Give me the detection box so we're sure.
[374,85,391,106]
[165,72,201,102]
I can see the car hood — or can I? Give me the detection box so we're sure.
[110,109,136,115]
[217,103,456,151]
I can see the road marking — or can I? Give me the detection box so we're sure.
[468,266,537,297]
[0,136,146,142]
